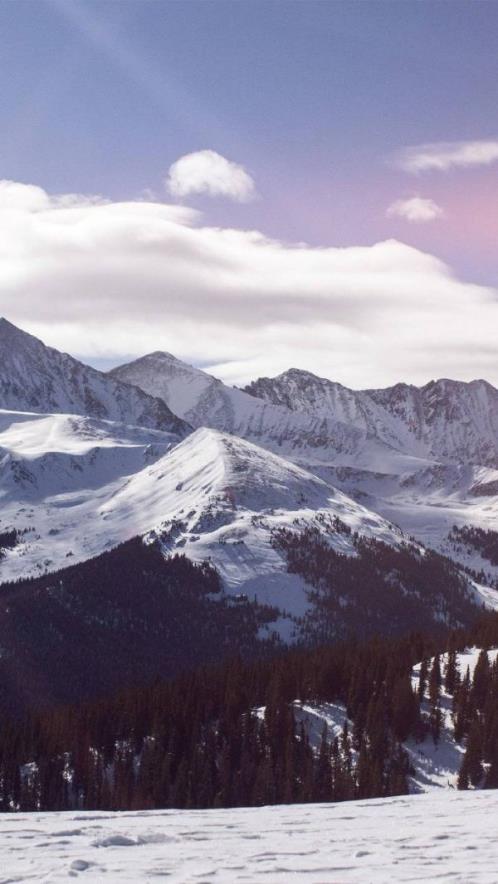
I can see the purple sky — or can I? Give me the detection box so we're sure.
[0,1,497,385]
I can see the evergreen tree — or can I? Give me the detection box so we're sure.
[444,649,459,696]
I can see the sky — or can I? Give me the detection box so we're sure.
[0,0,497,387]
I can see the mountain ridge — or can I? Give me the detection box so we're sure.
[111,347,498,469]
[0,319,189,437]
[0,320,497,612]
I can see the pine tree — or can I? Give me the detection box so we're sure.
[418,658,429,702]
[313,724,332,803]
[391,677,419,742]
[465,719,484,788]
[454,667,471,743]
[429,655,442,744]
[472,651,491,711]
[444,649,459,696]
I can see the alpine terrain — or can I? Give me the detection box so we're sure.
[0,319,496,711]
[113,351,498,586]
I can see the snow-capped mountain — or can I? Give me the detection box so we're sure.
[0,413,403,636]
[109,352,365,460]
[0,319,187,435]
[0,320,496,639]
[111,353,498,572]
[244,369,498,569]
[246,368,498,468]
[112,352,498,469]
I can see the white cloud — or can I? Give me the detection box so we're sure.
[166,150,256,201]
[0,179,497,389]
[386,196,444,223]
[395,140,498,173]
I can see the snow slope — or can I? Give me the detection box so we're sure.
[244,370,498,566]
[1,324,497,619]
[0,419,402,635]
[2,790,498,882]
[0,319,187,434]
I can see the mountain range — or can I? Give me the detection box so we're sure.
[0,317,496,694]
[112,346,498,576]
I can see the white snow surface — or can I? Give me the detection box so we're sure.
[2,790,498,882]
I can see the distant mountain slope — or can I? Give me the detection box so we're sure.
[0,413,491,643]
[109,353,377,461]
[112,351,498,468]
[109,353,498,569]
[246,368,498,468]
[0,320,188,435]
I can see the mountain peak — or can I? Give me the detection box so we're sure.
[0,317,38,343]
[0,319,187,435]
[243,367,352,412]
[137,351,187,365]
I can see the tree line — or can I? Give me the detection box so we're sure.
[1,611,498,812]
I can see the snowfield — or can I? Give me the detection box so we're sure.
[2,790,498,882]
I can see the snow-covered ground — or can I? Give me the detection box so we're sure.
[2,791,498,882]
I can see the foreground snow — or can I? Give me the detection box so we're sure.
[2,790,498,882]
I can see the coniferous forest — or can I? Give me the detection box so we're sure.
[1,611,498,813]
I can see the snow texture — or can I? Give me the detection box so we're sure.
[1,790,498,882]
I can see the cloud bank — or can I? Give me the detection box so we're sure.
[0,179,497,388]
[166,150,256,201]
[386,196,444,223]
[396,140,498,173]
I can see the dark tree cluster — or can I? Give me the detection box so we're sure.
[272,526,480,642]
[0,531,497,813]
[0,625,451,813]
[0,528,22,558]
[449,525,498,567]
[453,648,498,790]
[413,616,498,791]
[0,538,280,713]
[1,609,498,813]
